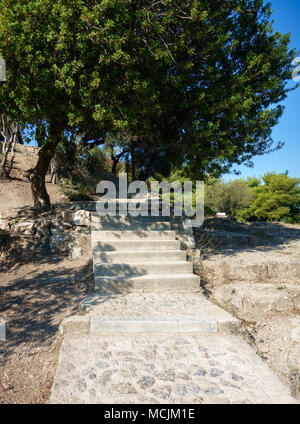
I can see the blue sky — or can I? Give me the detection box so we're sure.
[224,0,300,181]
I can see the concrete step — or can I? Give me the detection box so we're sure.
[94,274,200,294]
[91,230,176,241]
[90,318,217,333]
[92,239,180,251]
[61,292,241,335]
[91,214,170,223]
[92,221,171,231]
[93,250,186,263]
[93,261,193,276]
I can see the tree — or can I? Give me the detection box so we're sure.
[205,178,254,217]
[245,176,261,188]
[0,115,19,179]
[0,1,296,209]
[245,172,300,222]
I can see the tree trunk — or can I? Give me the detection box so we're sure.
[50,160,58,184]
[28,122,64,210]
[112,158,118,176]
[5,124,18,177]
[0,118,18,180]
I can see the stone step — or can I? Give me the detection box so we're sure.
[90,318,217,333]
[92,230,176,241]
[91,214,170,223]
[94,274,200,294]
[61,292,241,335]
[92,221,171,231]
[93,261,193,276]
[93,250,186,263]
[92,239,180,251]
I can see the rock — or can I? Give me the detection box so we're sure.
[108,383,137,395]
[74,226,90,234]
[155,370,175,382]
[36,219,51,234]
[95,361,109,369]
[176,372,190,380]
[76,378,87,393]
[138,376,155,389]
[214,283,300,319]
[68,241,82,258]
[210,368,224,377]
[176,384,187,396]
[73,210,90,227]
[231,373,244,382]
[187,383,200,395]
[142,363,155,372]
[15,221,36,235]
[50,233,68,252]
[152,386,171,400]
[51,220,72,231]
[205,387,225,396]
[97,371,112,385]
[81,367,96,376]
[0,219,8,230]
[50,230,67,239]
[189,367,207,376]
[60,211,74,225]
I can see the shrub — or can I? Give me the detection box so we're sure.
[205,179,254,219]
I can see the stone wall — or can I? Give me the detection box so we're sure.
[0,207,91,258]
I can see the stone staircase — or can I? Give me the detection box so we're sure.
[91,214,200,297]
[78,212,239,334]
[50,207,297,404]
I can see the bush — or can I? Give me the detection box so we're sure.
[245,172,300,222]
[204,172,300,223]
[59,177,94,202]
[205,179,254,219]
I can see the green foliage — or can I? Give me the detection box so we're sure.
[205,172,300,223]
[245,176,261,188]
[0,0,296,184]
[243,172,300,222]
[57,145,108,201]
[205,179,254,218]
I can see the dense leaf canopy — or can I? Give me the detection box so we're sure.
[0,0,296,182]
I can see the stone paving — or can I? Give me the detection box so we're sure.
[50,332,297,404]
[50,213,298,404]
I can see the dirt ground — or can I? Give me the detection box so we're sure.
[0,179,68,218]
[0,254,94,404]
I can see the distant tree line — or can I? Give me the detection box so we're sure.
[205,172,300,223]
